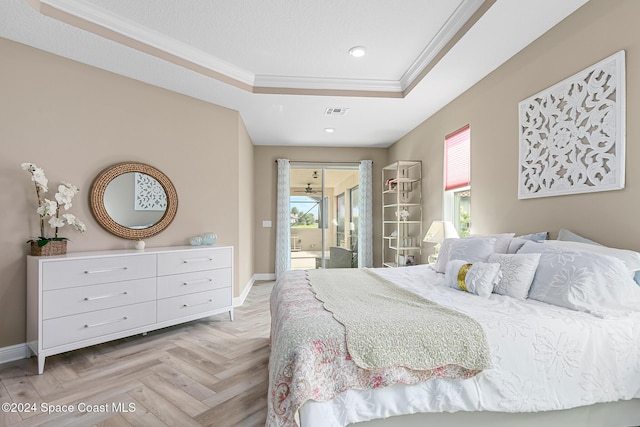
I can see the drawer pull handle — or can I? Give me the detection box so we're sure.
[84,267,128,274]
[84,316,128,328]
[84,291,128,301]
[182,257,213,264]
[182,299,213,308]
[182,278,213,286]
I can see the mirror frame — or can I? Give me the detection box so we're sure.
[90,162,178,240]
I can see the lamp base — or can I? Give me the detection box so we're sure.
[427,243,442,264]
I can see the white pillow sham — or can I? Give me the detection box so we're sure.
[507,238,528,254]
[435,237,496,273]
[557,228,601,245]
[518,241,640,316]
[543,239,640,275]
[488,253,541,300]
[468,233,515,254]
[444,259,501,298]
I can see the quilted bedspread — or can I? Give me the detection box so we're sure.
[308,268,491,371]
[267,269,489,427]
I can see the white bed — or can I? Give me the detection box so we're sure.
[268,238,640,427]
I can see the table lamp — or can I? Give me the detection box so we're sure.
[423,221,459,263]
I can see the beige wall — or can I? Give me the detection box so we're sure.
[253,146,388,274]
[0,38,253,348]
[237,117,255,295]
[390,0,640,256]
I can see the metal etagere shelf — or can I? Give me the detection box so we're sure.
[382,160,422,267]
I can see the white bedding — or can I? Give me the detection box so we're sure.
[300,265,640,426]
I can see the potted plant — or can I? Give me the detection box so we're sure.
[22,162,86,256]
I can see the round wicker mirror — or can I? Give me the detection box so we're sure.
[90,162,178,240]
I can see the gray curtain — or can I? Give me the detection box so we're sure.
[275,159,291,279]
[358,160,373,267]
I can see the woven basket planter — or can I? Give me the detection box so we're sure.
[30,240,67,256]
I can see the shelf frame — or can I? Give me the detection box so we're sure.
[382,160,423,268]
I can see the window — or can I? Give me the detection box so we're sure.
[443,125,471,236]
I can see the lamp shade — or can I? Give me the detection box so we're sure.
[423,221,459,243]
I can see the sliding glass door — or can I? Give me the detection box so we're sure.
[289,165,359,270]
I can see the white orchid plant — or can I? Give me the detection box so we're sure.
[22,162,86,246]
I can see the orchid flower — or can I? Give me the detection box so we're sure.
[22,162,86,241]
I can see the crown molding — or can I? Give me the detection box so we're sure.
[29,0,491,97]
[400,0,485,90]
[253,75,402,92]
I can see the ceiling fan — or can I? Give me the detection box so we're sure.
[295,183,321,194]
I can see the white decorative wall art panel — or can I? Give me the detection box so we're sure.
[135,172,167,211]
[518,51,625,199]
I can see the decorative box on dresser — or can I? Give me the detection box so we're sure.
[27,245,233,374]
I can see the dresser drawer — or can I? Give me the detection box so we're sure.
[157,287,232,322]
[42,301,156,349]
[157,268,231,299]
[43,278,156,320]
[42,254,156,291]
[157,248,232,276]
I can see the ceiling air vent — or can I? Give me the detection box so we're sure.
[325,107,349,116]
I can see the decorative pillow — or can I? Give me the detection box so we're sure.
[488,253,541,300]
[469,233,514,254]
[518,241,640,315]
[543,240,640,275]
[434,238,455,273]
[551,231,640,287]
[435,237,497,273]
[444,259,501,298]
[508,232,548,253]
[516,231,549,241]
[507,237,528,254]
[557,228,601,245]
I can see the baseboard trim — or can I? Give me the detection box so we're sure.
[254,273,276,281]
[233,276,255,307]
[0,343,30,365]
[232,273,276,307]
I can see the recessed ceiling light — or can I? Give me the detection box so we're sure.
[324,128,335,133]
[348,46,366,58]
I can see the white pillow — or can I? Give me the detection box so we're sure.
[543,240,640,275]
[507,237,528,254]
[518,241,640,316]
[435,237,497,273]
[469,233,514,254]
[488,253,541,300]
[516,231,549,241]
[434,238,455,273]
[557,228,601,245]
[444,259,501,298]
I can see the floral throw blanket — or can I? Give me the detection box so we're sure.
[268,269,491,427]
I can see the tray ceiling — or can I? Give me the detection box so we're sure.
[2,0,589,146]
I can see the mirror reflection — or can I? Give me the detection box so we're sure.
[90,162,178,240]
[103,172,166,229]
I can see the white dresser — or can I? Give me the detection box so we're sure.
[27,246,233,374]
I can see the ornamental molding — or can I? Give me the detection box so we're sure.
[518,50,625,199]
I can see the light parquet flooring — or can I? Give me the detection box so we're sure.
[0,281,275,427]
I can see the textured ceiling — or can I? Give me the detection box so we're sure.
[1,0,590,147]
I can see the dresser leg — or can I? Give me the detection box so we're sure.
[229,309,234,321]
[38,355,45,375]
